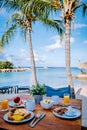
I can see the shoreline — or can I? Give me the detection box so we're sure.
[0,67,49,72]
[73,74,87,80]
[0,68,31,72]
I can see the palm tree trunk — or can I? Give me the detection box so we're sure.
[65,19,75,98]
[27,28,37,86]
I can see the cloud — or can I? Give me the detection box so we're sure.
[70,37,75,43]
[44,36,62,51]
[0,52,12,61]
[0,48,46,66]
[0,49,29,66]
[72,23,87,29]
[84,40,87,44]
[44,35,75,51]
[0,8,7,16]
[20,49,30,62]
[34,51,46,64]
[20,49,46,64]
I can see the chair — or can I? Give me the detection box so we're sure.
[45,85,71,98]
[16,85,30,93]
[0,86,9,94]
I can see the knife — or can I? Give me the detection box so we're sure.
[29,113,46,128]
[58,104,80,109]
[71,106,80,109]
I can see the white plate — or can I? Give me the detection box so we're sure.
[9,101,25,108]
[53,108,81,119]
[3,111,34,124]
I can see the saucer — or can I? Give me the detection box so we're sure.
[65,106,77,117]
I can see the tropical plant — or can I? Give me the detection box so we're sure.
[30,83,46,95]
[39,0,86,98]
[0,0,64,86]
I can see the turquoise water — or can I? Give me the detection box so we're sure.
[0,67,87,88]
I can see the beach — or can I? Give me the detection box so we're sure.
[0,85,87,127]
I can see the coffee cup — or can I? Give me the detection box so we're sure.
[52,96,59,105]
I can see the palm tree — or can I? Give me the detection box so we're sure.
[40,0,85,98]
[1,11,38,86]
[1,0,64,86]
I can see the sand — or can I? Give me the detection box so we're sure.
[0,86,87,127]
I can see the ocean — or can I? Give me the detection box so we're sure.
[0,67,87,88]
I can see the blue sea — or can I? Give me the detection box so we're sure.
[0,67,87,88]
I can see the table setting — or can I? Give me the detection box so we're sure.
[0,94,82,130]
[0,95,46,127]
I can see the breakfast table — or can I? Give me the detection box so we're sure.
[0,94,82,130]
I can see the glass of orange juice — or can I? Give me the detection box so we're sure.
[1,99,8,111]
[64,93,70,105]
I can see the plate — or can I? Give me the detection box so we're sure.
[9,101,25,108]
[3,111,34,124]
[53,108,81,119]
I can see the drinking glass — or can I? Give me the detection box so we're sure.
[64,93,70,104]
[1,99,8,111]
[25,100,35,111]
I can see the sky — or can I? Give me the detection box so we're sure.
[0,4,87,68]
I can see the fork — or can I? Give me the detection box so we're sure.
[29,113,46,127]
[29,111,42,127]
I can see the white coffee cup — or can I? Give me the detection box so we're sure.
[25,100,35,111]
[52,96,59,105]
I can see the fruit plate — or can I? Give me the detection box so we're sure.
[9,101,25,108]
[3,111,34,124]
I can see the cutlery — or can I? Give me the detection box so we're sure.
[29,111,42,125]
[58,104,80,109]
[29,113,46,127]
[71,106,80,109]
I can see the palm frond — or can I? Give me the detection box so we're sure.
[63,0,68,10]
[21,0,50,17]
[69,0,76,11]
[83,4,87,16]
[71,0,83,12]
[40,17,64,37]
[19,26,27,42]
[2,0,20,11]
[5,12,25,26]
[0,39,2,48]
[0,39,2,53]
[0,0,3,7]
[1,24,17,46]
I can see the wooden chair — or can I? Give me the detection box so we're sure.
[45,85,71,98]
